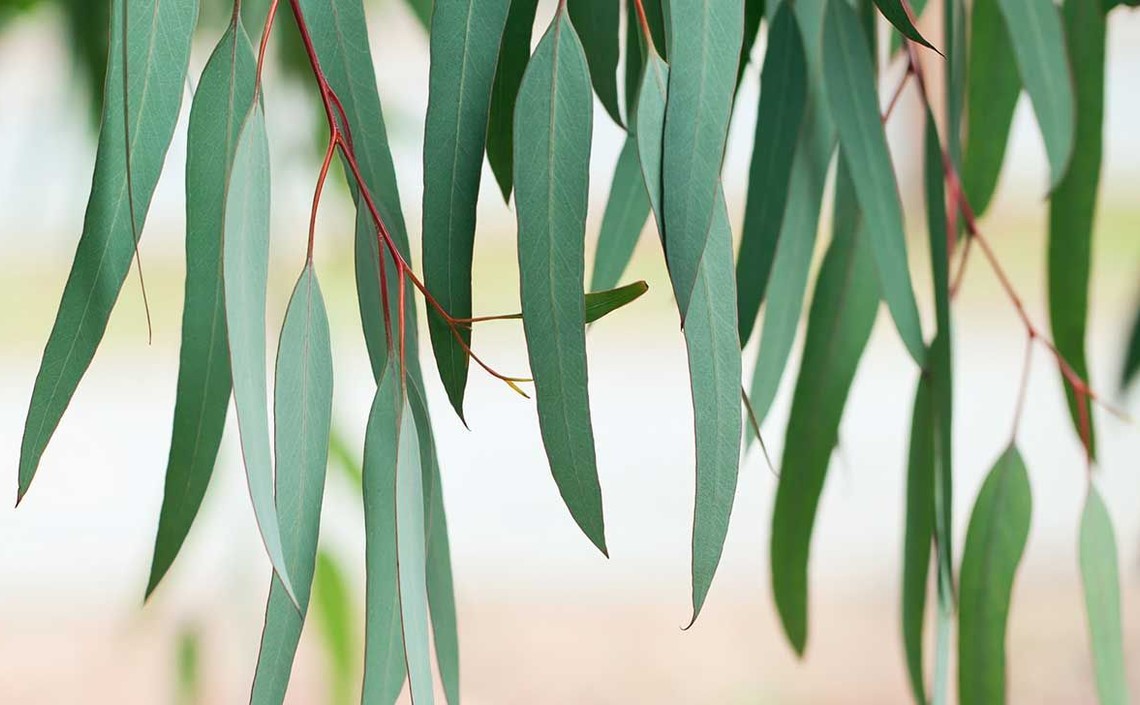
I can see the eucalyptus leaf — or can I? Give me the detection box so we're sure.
[1079,487,1129,705]
[636,49,669,236]
[486,0,540,201]
[568,0,623,126]
[902,374,934,704]
[736,0,766,88]
[871,0,937,52]
[1123,301,1140,391]
[590,136,651,293]
[313,550,358,705]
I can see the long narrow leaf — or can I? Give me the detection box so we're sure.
[312,550,359,705]
[902,374,935,704]
[872,0,937,52]
[567,0,623,126]
[636,49,669,236]
[395,397,433,704]
[485,0,540,201]
[736,0,766,88]
[1079,487,1129,705]
[1123,300,1140,391]
[590,136,651,293]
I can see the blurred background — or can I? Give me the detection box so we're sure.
[1,0,1138,702]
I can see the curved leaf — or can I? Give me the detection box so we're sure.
[586,281,649,323]
[147,17,256,598]
[958,447,1032,705]
[902,374,935,704]
[567,0,622,126]
[1123,300,1140,391]
[823,0,925,366]
[513,7,607,555]
[1048,0,1104,456]
[590,136,651,293]
[18,0,197,501]
[251,265,335,704]
[736,0,766,87]
[422,0,511,423]
[735,3,807,346]
[223,104,297,604]
[995,0,1076,189]
[395,395,433,705]
[1079,486,1129,705]
[485,0,540,201]
[636,50,669,235]
[661,0,743,317]
[872,0,938,52]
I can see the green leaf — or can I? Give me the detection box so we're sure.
[958,446,1032,705]
[361,365,408,704]
[661,0,743,317]
[251,264,335,705]
[635,50,669,236]
[175,626,201,705]
[422,0,511,422]
[568,0,623,126]
[1048,0,1104,457]
[902,374,934,704]
[17,0,197,501]
[624,2,644,122]
[735,3,807,347]
[223,104,297,605]
[513,7,608,556]
[962,0,1021,217]
[1079,487,1129,705]
[1123,300,1140,391]
[771,158,879,655]
[147,16,256,599]
[871,0,938,52]
[589,136,651,293]
[684,187,743,624]
[312,550,359,705]
[586,281,650,323]
[403,0,433,27]
[736,0,766,87]
[995,0,1076,189]
[408,382,460,705]
[823,0,925,366]
[485,0,540,201]
[887,0,930,55]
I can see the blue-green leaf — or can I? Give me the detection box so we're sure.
[1079,486,1129,705]
[635,49,669,236]
[823,0,925,366]
[403,0,433,27]
[395,394,433,705]
[18,0,197,501]
[147,17,256,598]
[513,7,607,556]
[958,446,1033,705]
[251,264,335,704]
[872,0,938,52]
[485,0,540,201]
[568,0,623,126]
[590,136,651,292]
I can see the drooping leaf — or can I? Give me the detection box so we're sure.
[312,550,359,705]
[661,0,743,317]
[958,446,1033,705]
[735,3,807,347]
[1123,300,1140,391]
[223,104,297,604]
[887,0,930,55]
[251,264,335,705]
[403,0,433,27]
[1048,0,1104,457]
[624,1,644,122]
[736,0,766,87]
[944,0,967,170]
[1079,486,1129,705]
[822,0,925,366]
[771,158,879,655]
[590,136,651,293]
[486,0,540,201]
[422,0,511,422]
[995,0,1076,189]
[147,16,256,599]
[962,0,1021,217]
[513,7,607,556]
[18,0,197,501]
[586,281,650,323]
[902,374,935,705]
[635,49,669,235]
[871,0,938,52]
[683,188,743,625]
[568,0,623,126]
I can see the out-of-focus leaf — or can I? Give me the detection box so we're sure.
[735,3,807,347]
[223,104,297,604]
[312,550,358,705]
[486,0,540,201]
[328,427,363,489]
[514,7,608,556]
[422,0,511,422]
[1079,487,1129,705]
[568,0,623,126]
[58,0,110,123]
[887,0,929,55]
[902,374,934,704]
[872,0,937,52]
[18,0,197,501]
[590,137,651,292]
[683,188,743,625]
[148,16,256,599]
[250,265,334,704]
[822,0,925,366]
[962,0,1021,216]
[736,0,766,87]
[958,447,1032,705]
[661,0,743,317]
[175,626,201,705]
[770,158,879,655]
[1123,300,1140,391]
[361,365,407,704]
[403,0,433,27]
[995,0,1075,189]
[1048,0,1104,457]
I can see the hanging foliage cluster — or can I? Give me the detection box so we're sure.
[10,0,1140,701]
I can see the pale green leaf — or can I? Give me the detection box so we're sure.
[312,550,359,705]
[395,395,433,704]
[1079,487,1129,705]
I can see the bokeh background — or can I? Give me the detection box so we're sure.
[1,1,1138,702]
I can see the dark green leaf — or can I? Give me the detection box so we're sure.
[586,281,650,323]
[485,0,540,201]
[312,550,359,705]
[590,137,651,293]
[1048,0,1104,456]
[624,1,644,122]
[251,265,335,704]
[887,0,929,55]
[403,0,433,27]
[872,0,938,52]
[1079,486,1129,705]
[902,374,934,704]
[958,446,1032,705]
[18,0,197,501]
[223,104,297,604]
[661,0,743,317]
[735,3,807,346]
[514,7,607,556]
[422,0,512,422]
[962,0,1021,216]
[1123,300,1140,391]
[823,0,925,366]
[568,0,623,126]
[771,158,879,655]
[147,16,256,599]
[736,0,766,87]
[995,0,1076,189]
